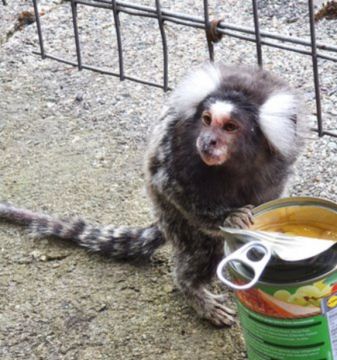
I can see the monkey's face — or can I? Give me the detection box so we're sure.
[196,100,247,166]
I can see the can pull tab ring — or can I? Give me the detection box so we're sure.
[217,241,272,291]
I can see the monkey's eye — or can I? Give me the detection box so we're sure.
[223,122,239,132]
[201,113,212,126]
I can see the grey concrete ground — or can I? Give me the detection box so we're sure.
[0,1,336,359]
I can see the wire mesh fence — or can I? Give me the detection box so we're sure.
[21,1,337,137]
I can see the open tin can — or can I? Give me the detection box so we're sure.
[217,197,337,360]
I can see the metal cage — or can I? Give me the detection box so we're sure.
[26,0,337,138]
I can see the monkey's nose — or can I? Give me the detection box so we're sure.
[197,131,219,155]
[204,133,218,148]
[201,138,217,154]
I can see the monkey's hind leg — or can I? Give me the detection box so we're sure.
[173,249,236,327]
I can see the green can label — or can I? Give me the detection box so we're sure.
[238,302,333,359]
[235,272,337,359]
[322,294,337,358]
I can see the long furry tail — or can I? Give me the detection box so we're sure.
[0,202,165,260]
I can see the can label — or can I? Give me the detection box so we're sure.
[238,302,333,359]
[322,294,337,358]
[235,271,337,359]
[235,271,337,319]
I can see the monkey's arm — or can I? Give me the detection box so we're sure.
[180,203,254,235]
[156,190,253,235]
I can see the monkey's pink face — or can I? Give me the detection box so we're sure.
[196,101,240,166]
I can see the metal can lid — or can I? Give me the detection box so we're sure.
[225,196,337,286]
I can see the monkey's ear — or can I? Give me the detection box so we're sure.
[259,92,300,157]
[169,63,222,119]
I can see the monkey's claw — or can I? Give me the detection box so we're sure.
[223,205,254,229]
[204,296,236,327]
[192,289,236,327]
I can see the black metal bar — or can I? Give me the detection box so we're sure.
[32,52,171,90]
[322,130,337,137]
[74,0,203,25]
[308,0,323,137]
[312,128,337,137]
[71,0,83,70]
[158,17,204,29]
[32,0,46,58]
[123,75,170,90]
[203,0,214,61]
[113,8,156,18]
[155,0,169,92]
[259,39,337,62]
[32,51,80,66]
[75,0,113,10]
[112,0,125,80]
[216,27,337,62]
[251,0,263,67]
[217,21,337,54]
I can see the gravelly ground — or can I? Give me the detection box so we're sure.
[0,1,336,359]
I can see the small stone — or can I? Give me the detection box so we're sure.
[96,303,107,312]
[328,142,337,151]
[95,150,105,160]
[83,102,90,110]
[72,135,80,143]
[75,93,83,102]
[163,284,174,293]
[286,17,299,23]
[31,250,42,259]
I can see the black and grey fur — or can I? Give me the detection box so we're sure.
[0,63,306,327]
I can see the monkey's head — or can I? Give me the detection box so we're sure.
[195,94,259,166]
[170,63,305,169]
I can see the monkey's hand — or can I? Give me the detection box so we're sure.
[223,205,254,229]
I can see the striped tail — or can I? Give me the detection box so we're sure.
[0,202,165,260]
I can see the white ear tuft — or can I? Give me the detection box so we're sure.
[169,63,222,119]
[259,92,299,157]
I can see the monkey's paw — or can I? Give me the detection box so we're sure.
[181,286,236,327]
[201,291,236,327]
[223,205,254,229]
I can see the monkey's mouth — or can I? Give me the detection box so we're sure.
[198,149,229,166]
[196,137,229,166]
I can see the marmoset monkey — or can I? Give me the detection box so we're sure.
[0,63,305,326]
